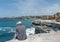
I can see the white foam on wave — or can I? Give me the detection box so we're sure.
[26,27,35,36]
[8,27,35,36]
[0,28,2,30]
[0,27,35,36]
[0,27,16,33]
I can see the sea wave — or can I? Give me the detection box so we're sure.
[26,27,35,36]
[0,27,16,33]
[0,27,35,36]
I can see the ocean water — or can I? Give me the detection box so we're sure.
[0,19,35,42]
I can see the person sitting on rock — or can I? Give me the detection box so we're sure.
[14,21,27,40]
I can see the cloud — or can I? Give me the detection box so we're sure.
[1,0,59,16]
[16,0,50,16]
[16,0,60,16]
[0,0,60,17]
[41,4,60,15]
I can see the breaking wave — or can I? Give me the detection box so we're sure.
[0,27,35,36]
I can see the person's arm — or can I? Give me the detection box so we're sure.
[14,29,18,39]
[14,33,17,39]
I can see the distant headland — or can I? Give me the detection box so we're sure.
[0,12,60,22]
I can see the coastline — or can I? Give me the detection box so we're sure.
[6,19,60,42]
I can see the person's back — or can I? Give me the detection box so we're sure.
[14,21,27,40]
[16,25,27,40]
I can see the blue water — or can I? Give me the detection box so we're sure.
[0,19,32,42]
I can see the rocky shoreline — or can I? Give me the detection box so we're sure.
[32,19,60,34]
[6,19,60,42]
[6,31,60,42]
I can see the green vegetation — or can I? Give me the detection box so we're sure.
[55,12,60,22]
[56,12,60,16]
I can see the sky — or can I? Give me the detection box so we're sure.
[0,0,60,17]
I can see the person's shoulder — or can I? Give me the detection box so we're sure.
[22,25,25,28]
[22,25,26,30]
